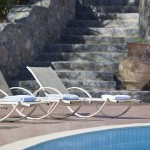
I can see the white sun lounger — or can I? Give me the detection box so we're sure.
[0,71,56,121]
[26,66,141,119]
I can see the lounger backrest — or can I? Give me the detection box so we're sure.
[27,66,70,94]
[0,71,12,97]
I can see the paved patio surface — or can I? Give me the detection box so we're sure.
[0,103,150,147]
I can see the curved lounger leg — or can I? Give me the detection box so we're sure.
[23,102,58,120]
[10,87,40,119]
[30,87,79,120]
[0,104,19,122]
[0,90,25,121]
[67,88,137,118]
[12,104,40,121]
[66,87,108,118]
[12,87,74,120]
[100,101,135,118]
[68,100,108,118]
[32,87,86,119]
[49,101,84,119]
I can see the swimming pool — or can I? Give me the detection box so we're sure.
[25,124,150,150]
[1,124,150,150]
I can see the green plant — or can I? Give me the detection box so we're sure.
[0,0,29,19]
[0,0,15,18]
[134,37,146,43]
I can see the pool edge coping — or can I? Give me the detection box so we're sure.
[1,123,150,150]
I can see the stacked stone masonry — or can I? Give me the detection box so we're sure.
[0,0,76,79]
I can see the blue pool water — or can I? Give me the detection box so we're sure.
[26,126,150,150]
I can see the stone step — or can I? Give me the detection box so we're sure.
[56,71,114,81]
[77,0,139,6]
[32,61,54,67]
[18,79,116,92]
[40,52,124,62]
[76,12,139,20]
[64,27,139,36]
[76,5,139,13]
[13,69,35,81]
[35,53,64,61]
[19,80,40,92]
[59,35,137,44]
[9,70,114,86]
[68,20,138,28]
[52,61,119,71]
[46,44,127,53]
[61,79,116,90]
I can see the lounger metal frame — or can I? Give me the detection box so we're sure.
[26,66,141,119]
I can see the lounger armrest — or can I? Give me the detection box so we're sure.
[67,87,92,98]
[10,87,33,95]
[33,87,62,96]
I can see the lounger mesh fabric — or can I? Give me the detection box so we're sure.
[28,67,70,94]
[0,71,12,96]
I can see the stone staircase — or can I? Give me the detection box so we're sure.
[10,0,150,102]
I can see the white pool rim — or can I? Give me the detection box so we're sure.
[1,123,150,150]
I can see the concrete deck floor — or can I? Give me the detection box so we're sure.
[0,103,150,147]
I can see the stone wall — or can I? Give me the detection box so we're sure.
[139,0,150,42]
[0,0,76,79]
